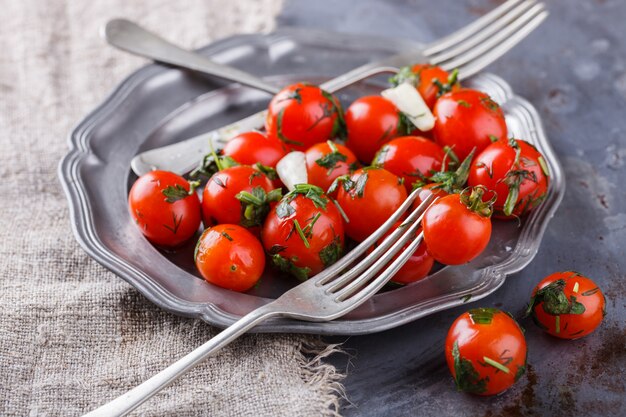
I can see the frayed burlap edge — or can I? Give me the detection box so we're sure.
[298,338,348,416]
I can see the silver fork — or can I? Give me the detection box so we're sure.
[83,190,437,417]
[110,0,548,176]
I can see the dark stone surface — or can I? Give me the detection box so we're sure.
[278,1,626,416]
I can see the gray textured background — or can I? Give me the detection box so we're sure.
[279,0,626,416]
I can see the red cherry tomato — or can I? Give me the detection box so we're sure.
[265,83,343,151]
[128,170,201,247]
[393,64,460,109]
[202,166,278,227]
[422,187,493,265]
[370,223,434,284]
[445,308,527,396]
[305,141,359,192]
[261,185,345,280]
[194,224,265,292]
[222,131,288,168]
[526,271,606,339]
[345,96,406,163]
[373,135,447,193]
[336,167,407,242]
[469,138,550,218]
[414,183,450,207]
[433,89,508,161]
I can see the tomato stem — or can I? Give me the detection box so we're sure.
[236,191,264,206]
[209,140,225,172]
[482,356,510,374]
[555,315,560,334]
[332,199,350,223]
[293,219,310,248]
[460,186,495,218]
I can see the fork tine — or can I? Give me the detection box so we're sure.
[451,9,549,79]
[332,206,429,302]
[422,0,525,56]
[314,188,420,286]
[324,193,436,293]
[343,231,426,306]
[438,3,547,73]
[427,0,538,65]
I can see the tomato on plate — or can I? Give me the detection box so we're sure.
[445,308,527,396]
[222,131,288,168]
[433,89,508,161]
[468,138,550,218]
[194,224,265,292]
[265,83,344,151]
[128,170,201,247]
[305,141,359,192]
[422,187,493,265]
[202,165,280,228]
[390,64,460,109]
[370,222,433,285]
[525,271,606,339]
[334,167,408,242]
[262,184,344,280]
[372,135,447,192]
[345,95,408,163]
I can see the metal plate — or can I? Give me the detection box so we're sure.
[58,28,565,335]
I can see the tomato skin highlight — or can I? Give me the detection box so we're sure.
[262,193,344,279]
[422,193,492,265]
[194,224,265,292]
[128,170,201,247]
[433,89,508,161]
[373,135,447,193]
[445,308,527,396]
[222,131,287,168]
[336,167,408,242]
[305,141,359,192]
[527,272,606,339]
[415,183,449,207]
[265,83,342,151]
[468,139,549,219]
[201,165,274,226]
[345,96,403,164]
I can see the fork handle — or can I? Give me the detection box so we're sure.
[103,19,281,95]
[82,304,280,417]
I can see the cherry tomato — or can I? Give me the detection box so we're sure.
[265,83,343,151]
[445,308,527,396]
[370,223,433,284]
[422,187,493,265]
[415,183,450,207]
[194,224,265,292]
[305,141,359,192]
[222,131,288,168]
[345,96,406,163]
[335,167,408,242]
[128,170,201,247]
[202,166,279,227]
[372,135,447,192]
[468,138,550,218]
[391,64,460,109]
[262,185,344,280]
[433,89,508,161]
[526,271,606,339]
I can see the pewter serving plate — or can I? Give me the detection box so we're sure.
[59,28,564,335]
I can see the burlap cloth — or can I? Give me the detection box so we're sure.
[0,1,345,415]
